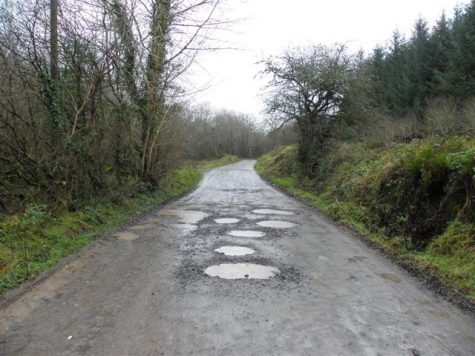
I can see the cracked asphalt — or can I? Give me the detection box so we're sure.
[0,160,474,355]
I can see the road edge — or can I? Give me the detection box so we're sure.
[253,162,475,315]
[0,159,241,310]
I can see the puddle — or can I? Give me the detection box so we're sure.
[214,218,240,224]
[114,232,139,241]
[228,230,265,238]
[215,246,255,256]
[378,273,401,283]
[204,263,279,279]
[172,223,197,231]
[159,209,208,224]
[253,209,294,216]
[129,224,155,231]
[257,220,297,229]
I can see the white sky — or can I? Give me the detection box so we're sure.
[185,0,468,118]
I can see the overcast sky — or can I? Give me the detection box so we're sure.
[184,0,468,118]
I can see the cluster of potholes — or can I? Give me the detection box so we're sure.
[113,207,299,281]
[203,208,297,280]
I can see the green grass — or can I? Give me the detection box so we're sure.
[257,143,475,302]
[0,155,239,295]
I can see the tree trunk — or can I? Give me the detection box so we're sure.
[141,0,171,181]
[47,0,62,132]
[50,0,59,83]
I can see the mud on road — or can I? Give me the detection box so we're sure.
[1,160,474,355]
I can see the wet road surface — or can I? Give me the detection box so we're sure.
[1,160,474,355]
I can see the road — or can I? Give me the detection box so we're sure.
[1,160,474,355]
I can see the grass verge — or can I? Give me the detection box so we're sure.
[0,155,239,295]
[256,143,474,307]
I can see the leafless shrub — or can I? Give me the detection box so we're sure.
[424,97,460,137]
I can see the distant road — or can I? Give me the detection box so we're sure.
[1,160,474,355]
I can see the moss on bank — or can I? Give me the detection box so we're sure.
[0,156,238,295]
[256,139,474,302]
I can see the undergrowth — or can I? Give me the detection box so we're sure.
[256,139,475,301]
[0,155,238,295]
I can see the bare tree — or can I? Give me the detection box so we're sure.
[102,0,225,181]
[0,0,227,211]
[262,44,354,176]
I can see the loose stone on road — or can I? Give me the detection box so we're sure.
[0,160,474,355]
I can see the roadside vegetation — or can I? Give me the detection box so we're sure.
[0,155,238,295]
[0,1,274,293]
[257,142,474,301]
[258,2,475,303]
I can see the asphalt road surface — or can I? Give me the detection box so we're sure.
[1,160,474,355]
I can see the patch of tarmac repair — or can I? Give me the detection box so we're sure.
[215,246,255,256]
[257,220,297,229]
[159,209,208,224]
[204,263,279,279]
[253,209,294,216]
[115,232,139,241]
[214,218,240,224]
[378,273,402,283]
[228,230,265,238]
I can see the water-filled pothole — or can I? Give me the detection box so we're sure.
[214,218,240,224]
[204,263,279,279]
[172,223,197,231]
[253,209,294,216]
[257,220,297,229]
[228,230,265,238]
[215,246,255,256]
[159,209,208,224]
[114,232,139,241]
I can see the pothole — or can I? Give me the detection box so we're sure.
[214,218,240,224]
[159,209,208,224]
[257,220,297,229]
[204,263,279,279]
[228,230,265,238]
[215,246,255,256]
[253,209,294,216]
[114,232,139,241]
[172,223,197,231]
